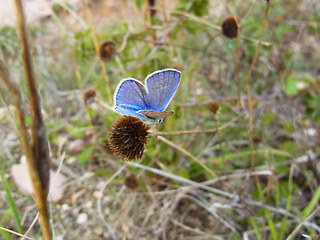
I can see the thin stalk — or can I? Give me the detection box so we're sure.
[245,1,270,170]
[13,0,52,239]
[149,116,238,137]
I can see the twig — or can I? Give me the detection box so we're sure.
[171,219,223,239]
[149,116,238,137]
[0,61,49,239]
[0,226,32,240]
[126,162,320,232]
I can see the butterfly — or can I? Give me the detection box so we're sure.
[113,68,181,124]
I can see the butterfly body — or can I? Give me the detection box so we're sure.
[113,69,181,124]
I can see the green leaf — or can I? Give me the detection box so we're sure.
[302,184,320,218]
[279,141,298,155]
[0,169,24,234]
[262,112,276,125]
[177,0,209,17]
[282,74,315,96]
[283,122,296,134]
[135,0,145,10]
[190,0,209,16]
[76,145,95,165]
[282,75,300,96]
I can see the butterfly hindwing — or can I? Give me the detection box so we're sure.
[138,110,174,119]
[145,69,181,111]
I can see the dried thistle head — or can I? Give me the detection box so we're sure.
[252,135,262,145]
[99,41,116,62]
[221,17,238,38]
[125,173,139,190]
[108,116,151,161]
[84,89,96,105]
[207,101,220,114]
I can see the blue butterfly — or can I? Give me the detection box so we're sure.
[113,68,181,124]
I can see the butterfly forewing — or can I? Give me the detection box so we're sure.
[114,78,150,117]
[146,69,181,111]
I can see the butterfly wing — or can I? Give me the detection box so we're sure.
[145,69,181,111]
[113,78,150,118]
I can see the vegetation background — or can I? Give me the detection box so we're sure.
[0,0,319,239]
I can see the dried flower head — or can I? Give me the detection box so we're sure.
[207,101,220,114]
[125,173,139,190]
[221,17,238,38]
[252,135,262,145]
[108,116,151,161]
[99,41,116,62]
[84,89,96,105]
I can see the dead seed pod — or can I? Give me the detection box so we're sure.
[207,101,220,115]
[108,116,151,161]
[221,17,238,39]
[84,89,96,105]
[99,41,116,62]
[125,174,139,190]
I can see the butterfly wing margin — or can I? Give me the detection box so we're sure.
[145,69,181,111]
[113,78,150,117]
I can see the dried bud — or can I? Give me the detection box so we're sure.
[207,101,220,114]
[99,41,116,62]
[84,89,96,105]
[252,135,262,145]
[125,174,139,190]
[221,17,238,38]
[108,116,151,160]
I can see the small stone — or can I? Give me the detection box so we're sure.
[76,213,88,225]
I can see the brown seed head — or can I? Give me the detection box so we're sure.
[207,101,220,114]
[84,89,96,105]
[125,174,139,190]
[99,41,116,62]
[252,135,262,145]
[108,116,151,161]
[221,17,238,38]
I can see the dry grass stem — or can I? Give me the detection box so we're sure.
[245,1,270,170]
[13,0,51,238]
[0,226,32,239]
[157,135,217,177]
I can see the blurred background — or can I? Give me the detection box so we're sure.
[0,0,320,239]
